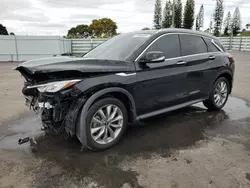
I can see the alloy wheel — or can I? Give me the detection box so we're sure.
[90,104,124,145]
[213,81,228,107]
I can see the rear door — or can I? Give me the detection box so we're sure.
[203,37,226,89]
[178,34,213,100]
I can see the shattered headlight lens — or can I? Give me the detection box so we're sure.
[27,79,82,93]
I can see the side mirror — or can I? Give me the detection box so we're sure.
[145,51,165,63]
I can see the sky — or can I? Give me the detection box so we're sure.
[1,0,250,36]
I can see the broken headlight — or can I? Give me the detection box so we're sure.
[27,79,82,93]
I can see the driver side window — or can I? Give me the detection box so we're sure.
[146,34,181,59]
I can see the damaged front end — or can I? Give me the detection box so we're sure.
[15,56,134,148]
[22,79,86,136]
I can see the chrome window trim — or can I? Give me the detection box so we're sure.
[135,32,221,62]
[211,39,224,52]
[116,73,136,77]
[147,52,222,63]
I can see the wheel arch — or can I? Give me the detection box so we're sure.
[76,87,137,147]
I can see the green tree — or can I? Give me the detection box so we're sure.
[174,0,182,28]
[195,15,199,30]
[67,27,77,38]
[232,7,241,36]
[183,0,195,29]
[142,27,151,30]
[204,28,210,33]
[88,18,117,38]
[209,15,213,33]
[154,0,162,29]
[213,0,224,36]
[67,24,89,38]
[162,0,172,28]
[246,23,250,29]
[10,32,15,35]
[223,11,231,36]
[0,24,8,35]
[195,5,204,30]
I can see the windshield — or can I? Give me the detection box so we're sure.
[84,32,153,61]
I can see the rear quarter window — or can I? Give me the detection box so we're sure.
[215,40,225,51]
[204,38,224,52]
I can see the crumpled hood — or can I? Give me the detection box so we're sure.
[16,56,134,74]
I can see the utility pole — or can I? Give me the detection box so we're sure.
[172,0,175,27]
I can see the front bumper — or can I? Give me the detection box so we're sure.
[23,85,84,135]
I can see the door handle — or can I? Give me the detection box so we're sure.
[209,55,215,60]
[176,61,187,65]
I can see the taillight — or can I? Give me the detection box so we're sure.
[228,55,235,63]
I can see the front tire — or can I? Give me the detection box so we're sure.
[203,77,230,111]
[85,98,128,151]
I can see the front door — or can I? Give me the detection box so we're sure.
[133,34,192,116]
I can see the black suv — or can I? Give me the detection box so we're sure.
[16,29,235,150]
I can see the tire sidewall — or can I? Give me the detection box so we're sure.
[85,98,128,151]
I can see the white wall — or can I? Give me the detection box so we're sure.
[0,35,71,61]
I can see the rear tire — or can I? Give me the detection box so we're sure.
[85,98,128,151]
[203,77,230,111]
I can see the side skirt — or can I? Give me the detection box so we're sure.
[137,99,206,120]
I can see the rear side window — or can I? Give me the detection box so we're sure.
[146,34,181,59]
[180,34,208,56]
